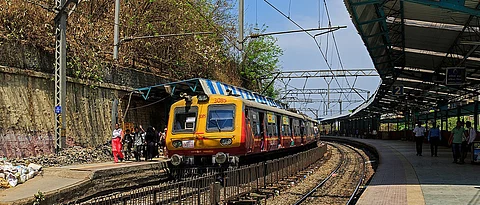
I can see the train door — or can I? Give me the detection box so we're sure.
[280,116,290,148]
[249,109,261,152]
[244,108,255,153]
[305,121,310,142]
[300,120,305,144]
[276,115,282,148]
[267,112,278,150]
[289,118,294,146]
[258,111,266,151]
[294,119,300,145]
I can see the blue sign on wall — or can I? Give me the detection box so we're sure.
[446,67,465,85]
[55,106,62,114]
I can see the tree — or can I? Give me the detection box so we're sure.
[0,0,242,85]
[240,27,283,98]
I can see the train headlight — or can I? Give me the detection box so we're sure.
[220,138,232,146]
[172,140,182,148]
[215,152,227,164]
[171,154,183,166]
[197,94,209,102]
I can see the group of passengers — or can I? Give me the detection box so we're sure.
[412,120,476,164]
[111,123,167,163]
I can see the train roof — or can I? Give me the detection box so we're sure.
[238,96,315,122]
[135,78,286,109]
[136,78,315,123]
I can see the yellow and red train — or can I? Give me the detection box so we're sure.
[165,94,319,166]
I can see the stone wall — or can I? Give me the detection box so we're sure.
[0,39,174,159]
[0,65,169,158]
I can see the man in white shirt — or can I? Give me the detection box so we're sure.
[413,122,426,156]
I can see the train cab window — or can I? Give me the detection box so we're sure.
[173,106,198,133]
[207,104,235,132]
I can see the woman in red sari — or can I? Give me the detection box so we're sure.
[112,123,125,163]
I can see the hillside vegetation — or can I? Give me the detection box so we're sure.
[0,0,242,85]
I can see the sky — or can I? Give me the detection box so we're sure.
[238,0,381,118]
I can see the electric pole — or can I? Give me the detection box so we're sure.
[238,0,244,50]
[113,0,120,61]
[54,0,68,152]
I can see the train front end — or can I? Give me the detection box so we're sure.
[166,94,246,167]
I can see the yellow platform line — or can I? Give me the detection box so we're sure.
[389,145,426,205]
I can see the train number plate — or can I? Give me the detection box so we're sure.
[182,140,195,148]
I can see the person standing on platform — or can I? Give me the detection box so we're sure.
[159,128,167,155]
[132,126,145,161]
[463,121,476,162]
[427,123,441,157]
[449,121,466,164]
[413,122,426,156]
[145,126,157,161]
[123,129,133,160]
[112,123,125,163]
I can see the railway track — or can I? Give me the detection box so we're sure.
[66,144,328,205]
[70,142,371,205]
[293,142,367,205]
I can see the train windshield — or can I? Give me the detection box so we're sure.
[173,106,198,133]
[207,104,235,132]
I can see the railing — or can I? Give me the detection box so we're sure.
[72,144,327,205]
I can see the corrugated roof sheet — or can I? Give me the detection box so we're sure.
[341,0,480,119]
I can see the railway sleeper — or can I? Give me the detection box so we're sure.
[228,199,260,205]
[249,193,267,198]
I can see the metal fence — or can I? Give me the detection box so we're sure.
[72,144,326,205]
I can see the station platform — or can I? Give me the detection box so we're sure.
[323,136,480,205]
[0,158,170,205]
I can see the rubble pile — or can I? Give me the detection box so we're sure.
[0,145,113,190]
[0,163,42,189]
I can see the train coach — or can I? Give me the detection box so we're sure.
[165,93,319,167]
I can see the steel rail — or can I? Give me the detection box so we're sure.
[292,142,367,205]
[292,142,345,205]
[345,144,367,205]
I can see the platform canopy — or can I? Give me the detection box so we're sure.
[342,0,480,119]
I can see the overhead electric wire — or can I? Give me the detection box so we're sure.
[322,0,357,104]
[263,0,351,102]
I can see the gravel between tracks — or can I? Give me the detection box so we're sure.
[260,143,375,205]
[260,145,340,205]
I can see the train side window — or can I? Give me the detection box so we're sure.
[293,119,300,136]
[173,106,198,133]
[267,123,273,137]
